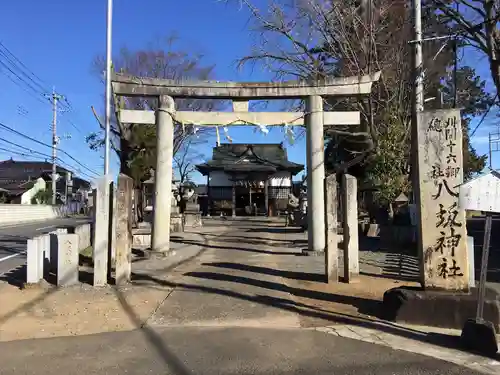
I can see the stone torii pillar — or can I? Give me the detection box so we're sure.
[305,95,325,252]
[151,96,175,254]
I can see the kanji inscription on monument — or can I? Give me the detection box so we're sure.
[417,109,468,290]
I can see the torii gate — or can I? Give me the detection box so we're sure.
[111,72,381,254]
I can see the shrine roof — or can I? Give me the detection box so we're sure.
[195,143,304,176]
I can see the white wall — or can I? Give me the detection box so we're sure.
[208,170,292,187]
[21,178,47,204]
[0,204,67,226]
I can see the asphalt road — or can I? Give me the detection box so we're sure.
[0,217,91,276]
[0,327,484,375]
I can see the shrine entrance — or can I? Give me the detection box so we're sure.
[234,179,267,216]
[111,71,381,254]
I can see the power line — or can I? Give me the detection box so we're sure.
[0,121,99,177]
[0,146,49,161]
[0,137,53,159]
[0,41,50,93]
[0,140,96,181]
[0,42,86,138]
[0,61,50,106]
[470,93,499,137]
[0,58,46,99]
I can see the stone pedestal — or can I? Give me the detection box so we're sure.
[171,212,184,233]
[184,203,203,228]
[342,174,359,282]
[54,233,79,287]
[382,286,500,333]
[115,174,133,285]
[287,209,307,229]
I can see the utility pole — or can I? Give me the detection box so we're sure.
[413,0,424,117]
[410,0,424,276]
[104,0,113,175]
[410,0,424,186]
[50,88,63,205]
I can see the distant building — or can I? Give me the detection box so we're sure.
[195,143,304,216]
[0,159,91,204]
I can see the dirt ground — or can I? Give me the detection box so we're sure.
[0,281,172,341]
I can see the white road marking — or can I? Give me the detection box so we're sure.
[0,251,25,263]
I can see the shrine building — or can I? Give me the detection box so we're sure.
[195,143,304,216]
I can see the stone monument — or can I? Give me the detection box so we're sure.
[182,186,202,228]
[380,109,495,332]
[416,109,468,291]
[170,173,184,232]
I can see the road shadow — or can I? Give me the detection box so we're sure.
[360,253,420,282]
[183,270,381,317]
[171,239,300,256]
[0,234,210,375]
[246,227,305,234]
[131,270,500,361]
[200,232,305,246]
[0,264,26,288]
[203,262,325,282]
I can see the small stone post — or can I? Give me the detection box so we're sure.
[55,233,79,286]
[93,176,110,286]
[115,174,133,284]
[324,174,339,282]
[36,235,46,281]
[26,238,40,284]
[415,109,468,290]
[151,95,175,254]
[342,174,359,282]
[305,95,326,253]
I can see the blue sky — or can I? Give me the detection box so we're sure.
[0,0,497,184]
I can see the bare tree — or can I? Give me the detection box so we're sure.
[87,36,219,182]
[87,37,220,223]
[222,1,452,167]
[173,138,206,184]
[425,0,500,101]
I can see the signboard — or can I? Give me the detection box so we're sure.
[459,171,500,213]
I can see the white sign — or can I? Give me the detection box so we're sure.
[459,171,500,213]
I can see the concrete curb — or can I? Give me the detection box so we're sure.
[313,324,500,375]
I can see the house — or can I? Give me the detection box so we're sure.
[0,159,91,204]
[195,143,304,216]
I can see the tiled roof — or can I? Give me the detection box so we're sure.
[196,143,304,175]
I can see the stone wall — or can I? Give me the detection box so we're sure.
[0,204,68,226]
